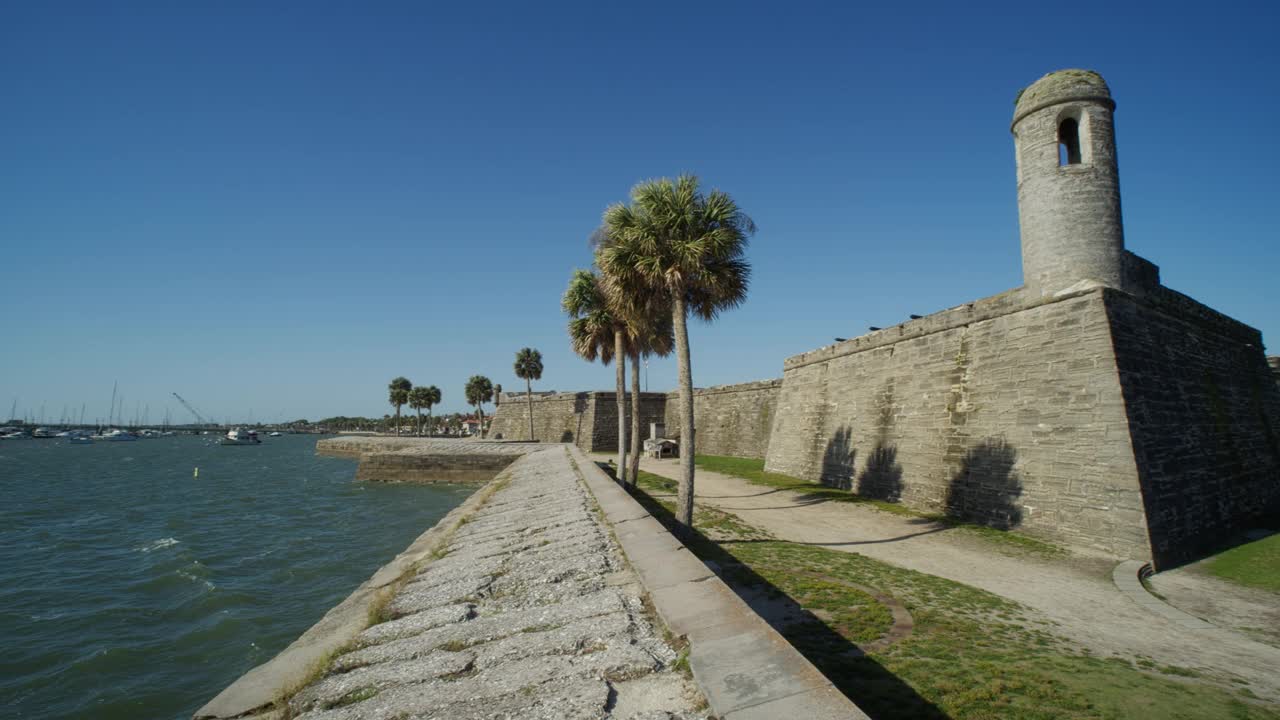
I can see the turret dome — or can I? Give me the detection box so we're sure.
[1013,69,1113,126]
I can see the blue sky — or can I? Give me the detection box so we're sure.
[2,1,1276,422]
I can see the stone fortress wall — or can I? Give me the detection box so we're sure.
[662,379,782,460]
[762,70,1279,569]
[489,70,1279,569]
[487,391,667,452]
[763,287,1152,559]
[488,385,779,459]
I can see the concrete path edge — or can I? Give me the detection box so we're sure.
[1112,559,1215,630]
[193,469,512,719]
[566,445,869,719]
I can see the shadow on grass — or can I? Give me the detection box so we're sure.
[595,462,950,719]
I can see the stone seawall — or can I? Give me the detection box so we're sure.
[765,286,1152,560]
[316,437,530,483]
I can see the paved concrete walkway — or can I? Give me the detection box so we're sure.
[618,455,1280,702]
[286,447,706,719]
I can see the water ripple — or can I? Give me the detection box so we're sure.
[0,435,473,720]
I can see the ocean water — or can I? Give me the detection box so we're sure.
[0,434,476,720]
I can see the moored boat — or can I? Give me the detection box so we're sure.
[219,428,261,445]
[100,429,138,442]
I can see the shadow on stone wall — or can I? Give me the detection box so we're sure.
[858,444,903,502]
[820,426,856,490]
[944,438,1023,529]
[856,381,904,502]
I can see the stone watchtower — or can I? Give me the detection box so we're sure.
[1013,69,1126,297]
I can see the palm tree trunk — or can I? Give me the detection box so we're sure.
[614,328,627,485]
[478,406,485,438]
[672,296,695,534]
[526,377,535,441]
[395,406,401,436]
[629,351,642,489]
[416,408,422,436]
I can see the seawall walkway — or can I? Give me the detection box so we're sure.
[283,446,706,718]
[199,442,862,719]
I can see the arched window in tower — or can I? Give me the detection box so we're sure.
[1059,117,1082,165]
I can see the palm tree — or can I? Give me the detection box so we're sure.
[407,386,430,436]
[594,231,677,491]
[493,384,502,407]
[563,268,629,483]
[513,348,544,441]
[597,175,753,534]
[422,385,441,436]
[620,300,674,491]
[464,375,494,438]
[388,377,412,436]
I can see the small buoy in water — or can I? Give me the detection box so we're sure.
[194,467,199,478]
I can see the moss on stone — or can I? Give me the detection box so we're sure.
[1014,69,1109,114]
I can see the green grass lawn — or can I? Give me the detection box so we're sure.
[627,467,1276,720]
[1202,533,1280,593]
[692,454,1062,556]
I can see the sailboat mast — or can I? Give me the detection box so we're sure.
[109,381,118,427]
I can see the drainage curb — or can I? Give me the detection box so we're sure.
[1111,560,1214,630]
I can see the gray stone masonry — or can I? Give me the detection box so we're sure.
[1013,69,1126,297]
[284,447,708,720]
[487,383,783,459]
[662,380,782,459]
[767,69,1280,568]
[1105,289,1280,567]
[486,391,667,452]
[765,286,1153,559]
[491,69,1280,570]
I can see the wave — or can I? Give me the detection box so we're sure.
[136,537,179,553]
[177,568,215,591]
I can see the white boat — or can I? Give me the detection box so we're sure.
[268,431,282,437]
[68,430,94,445]
[219,428,261,445]
[32,427,57,438]
[100,429,138,442]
